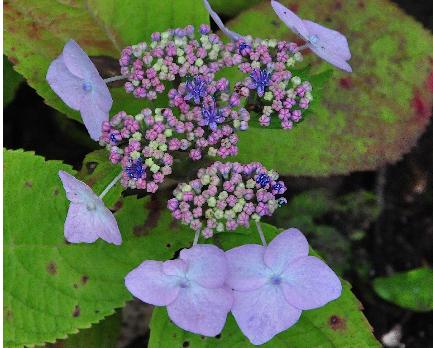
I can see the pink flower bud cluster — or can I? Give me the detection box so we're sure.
[225,38,313,129]
[167,162,287,238]
[100,109,174,192]
[167,76,250,160]
[119,24,226,100]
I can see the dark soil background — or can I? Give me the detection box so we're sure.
[4,1,433,347]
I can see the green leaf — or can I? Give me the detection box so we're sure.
[78,149,123,209]
[227,0,433,175]
[4,149,195,348]
[149,224,380,348]
[39,312,121,348]
[3,56,23,106]
[3,1,209,123]
[373,268,433,312]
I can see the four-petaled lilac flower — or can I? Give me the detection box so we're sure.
[125,244,233,336]
[201,104,225,130]
[250,69,272,97]
[226,228,342,345]
[185,76,208,104]
[46,40,113,140]
[58,171,122,245]
[271,0,352,72]
[202,0,243,41]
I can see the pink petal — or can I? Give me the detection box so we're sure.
[303,20,351,60]
[180,244,227,288]
[225,244,272,291]
[62,39,99,79]
[281,256,342,310]
[91,72,113,112]
[167,285,233,336]
[58,170,95,204]
[46,55,84,110]
[264,228,309,273]
[271,1,309,39]
[64,202,122,245]
[307,44,353,72]
[94,204,122,245]
[162,259,188,277]
[79,95,109,140]
[231,284,302,345]
[125,260,181,306]
[203,0,242,41]
[64,203,99,244]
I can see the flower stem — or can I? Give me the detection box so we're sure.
[104,75,126,84]
[193,229,200,246]
[295,44,309,52]
[99,172,122,199]
[255,221,267,246]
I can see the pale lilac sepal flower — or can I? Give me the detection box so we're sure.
[271,0,352,72]
[47,40,113,140]
[125,244,233,336]
[203,0,243,41]
[58,171,122,245]
[226,228,342,345]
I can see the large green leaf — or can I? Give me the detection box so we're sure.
[228,0,433,175]
[149,224,379,348]
[373,268,433,312]
[3,56,23,106]
[4,149,195,348]
[3,1,209,123]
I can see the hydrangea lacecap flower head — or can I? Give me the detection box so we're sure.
[46,40,113,140]
[125,244,233,336]
[271,0,352,72]
[58,171,122,245]
[168,162,286,238]
[226,228,342,345]
[100,108,174,192]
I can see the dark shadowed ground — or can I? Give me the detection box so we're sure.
[4,1,433,347]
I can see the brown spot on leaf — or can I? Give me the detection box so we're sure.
[358,0,365,8]
[182,341,190,348]
[143,196,163,230]
[24,181,32,188]
[114,200,123,211]
[289,4,299,13]
[329,315,346,331]
[72,305,80,317]
[46,261,57,275]
[271,20,280,28]
[81,275,89,285]
[339,77,353,89]
[5,309,13,321]
[53,188,59,196]
[133,225,148,237]
[166,243,172,248]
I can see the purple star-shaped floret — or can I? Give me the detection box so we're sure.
[271,0,352,72]
[200,104,225,131]
[46,40,113,140]
[125,158,145,180]
[125,244,233,336]
[185,76,208,104]
[226,228,341,345]
[250,69,272,97]
[58,171,122,245]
